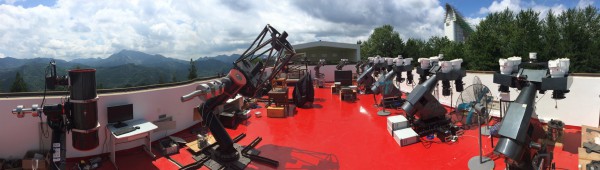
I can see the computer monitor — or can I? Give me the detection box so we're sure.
[107,104,133,128]
[334,70,353,86]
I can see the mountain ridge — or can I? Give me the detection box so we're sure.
[0,50,239,92]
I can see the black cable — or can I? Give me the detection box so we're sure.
[102,126,108,154]
[40,64,52,139]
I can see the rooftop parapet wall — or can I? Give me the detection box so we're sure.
[0,67,598,159]
[308,65,600,127]
[0,77,219,159]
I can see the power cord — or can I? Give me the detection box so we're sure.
[102,126,108,154]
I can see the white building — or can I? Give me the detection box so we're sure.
[444,4,473,42]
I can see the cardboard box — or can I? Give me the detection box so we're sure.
[387,124,393,136]
[581,125,600,147]
[22,151,48,170]
[579,147,600,160]
[268,88,288,107]
[267,106,286,118]
[580,125,600,160]
[387,115,408,130]
[186,135,216,153]
[579,158,597,169]
[393,128,419,147]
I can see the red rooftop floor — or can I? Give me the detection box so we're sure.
[67,84,580,170]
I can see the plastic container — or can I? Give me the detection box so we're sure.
[440,61,452,73]
[418,58,430,69]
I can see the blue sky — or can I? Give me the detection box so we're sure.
[6,0,55,8]
[0,0,597,60]
[442,0,596,19]
[10,0,593,18]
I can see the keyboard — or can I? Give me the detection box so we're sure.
[113,126,137,136]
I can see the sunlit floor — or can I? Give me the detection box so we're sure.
[67,84,580,170]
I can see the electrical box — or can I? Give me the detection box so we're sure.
[393,128,419,147]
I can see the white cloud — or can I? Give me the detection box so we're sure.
[478,0,569,19]
[465,17,484,28]
[577,0,594,9]
[532,4,567,18]
[0,52,5,58]
[479,0,522,14]
[0,0,447,60]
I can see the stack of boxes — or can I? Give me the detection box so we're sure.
[579,125,600,168]
[386,115,419,147]
[267,88,291,118]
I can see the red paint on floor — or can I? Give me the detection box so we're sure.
[67,84,580,170]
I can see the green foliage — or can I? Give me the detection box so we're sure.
[158,75,166,84]
[359,25,405,59]
[541,10,562,62]
[172,73,177,82]
[358,6,600,73]
[403,38,426,60]
[425,36,452,57]
[187,58,198,80]
[10,72,28,92]
[556,7,600,73]
[464,9,516,71]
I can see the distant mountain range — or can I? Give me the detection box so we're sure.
[0,50,240,92]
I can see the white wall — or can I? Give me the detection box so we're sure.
[1,66,598,158]
[444,12,456,42]
[0,81,209,159]
[395,72,600,127]
[309,65,600,127]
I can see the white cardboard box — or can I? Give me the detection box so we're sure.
[387,115,408,130]
[387,124,393,136]
[393,128,419,147]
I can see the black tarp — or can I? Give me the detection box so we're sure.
[293,73,314,108]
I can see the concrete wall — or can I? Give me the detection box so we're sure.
[0,81,206,159]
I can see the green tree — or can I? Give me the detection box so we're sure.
[187,58,198,80]
[359,25,405,59]
[10,72,28,92]
[403,38,426,61]
[513,9,542,59]
[465,9,515,70]
[541,10,563,61]
[558,8,596,72]
[171,73,177,82]
[425,36,452,57]
[158,75,166,84]
[440,41,465,61]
